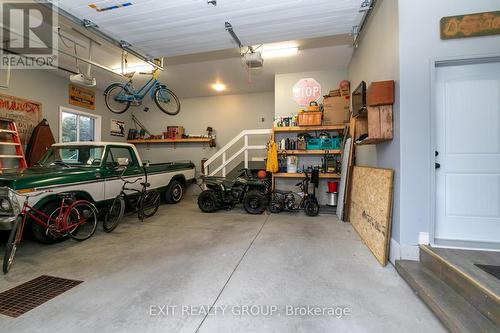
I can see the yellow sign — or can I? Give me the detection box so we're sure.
[441,11,500,40]
[69,84,95,110]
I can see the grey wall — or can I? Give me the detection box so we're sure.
[398,0,500,246]
[134,92,274,172]
[275,70,348,118]
[2,69,129,143]
[347,0,401,242]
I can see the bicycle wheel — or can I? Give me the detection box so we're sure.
[153,87,180,115]
[65,201,98,241]
[103,196,125,233]
[104,83,131,114]
[3,216,22,274]
[139,189,161,218]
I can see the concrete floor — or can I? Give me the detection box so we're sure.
[0,196,446,333]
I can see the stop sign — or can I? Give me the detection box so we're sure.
[292,78,322,106]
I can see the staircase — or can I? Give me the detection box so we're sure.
[396,245,499,333]
[203,129,272,177]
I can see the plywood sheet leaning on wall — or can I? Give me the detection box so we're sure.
[349,166,394,266]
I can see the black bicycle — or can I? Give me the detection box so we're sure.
[103,162,161,232]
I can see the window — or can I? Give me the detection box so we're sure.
[39,146,105,167]
[105,146,137,167]
[59,107,101,143]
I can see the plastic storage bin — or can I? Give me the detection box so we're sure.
[307,138,321,150]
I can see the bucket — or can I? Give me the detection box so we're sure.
[287,156,298,173]
[327,181,338,193]
[326,192,338,207]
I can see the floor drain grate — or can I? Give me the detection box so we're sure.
[474,264,500,281]
[0,275,83,318]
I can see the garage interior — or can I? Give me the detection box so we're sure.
[0,1,499,332]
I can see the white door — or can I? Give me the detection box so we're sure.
[435,60,500,249]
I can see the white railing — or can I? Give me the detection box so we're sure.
[204,129,272,177]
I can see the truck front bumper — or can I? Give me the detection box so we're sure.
[0,216,16,230]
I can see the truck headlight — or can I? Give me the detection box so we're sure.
[0,199,10,211]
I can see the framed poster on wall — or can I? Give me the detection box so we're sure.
[110,119,125,137]
[0,93,42,144]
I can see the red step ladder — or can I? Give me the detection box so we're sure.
[0,118,28,172]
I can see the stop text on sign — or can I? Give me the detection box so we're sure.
[292,78,322,106]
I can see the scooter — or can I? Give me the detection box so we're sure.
[269,170,320,216]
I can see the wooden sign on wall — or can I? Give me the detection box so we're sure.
[0,93,42,144]
[441,11,500,40]
[69,84,95,110]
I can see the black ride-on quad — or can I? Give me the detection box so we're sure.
[197,169,270,214]
[269,170,320,217]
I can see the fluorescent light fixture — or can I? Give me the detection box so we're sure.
[212,83,226,92]
[261,47,298,59]
[113,64,154,74]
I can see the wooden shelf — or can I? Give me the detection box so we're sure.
[278,149,341,155]
[127,138,213,144]
[355,138,392,146]
[273,172,340,179]
[273,125,345,133]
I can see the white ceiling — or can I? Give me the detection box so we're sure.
[56,0,363,57]
[55,41,353,98]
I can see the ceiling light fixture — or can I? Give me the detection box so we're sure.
[112,64,154,74]
[212,83,226,92]
[261,46,298,59]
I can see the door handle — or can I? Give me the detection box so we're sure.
[435,163,441,169]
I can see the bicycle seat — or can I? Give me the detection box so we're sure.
[123,72,135,79]
[141,182,150,188]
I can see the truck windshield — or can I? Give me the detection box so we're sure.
[37,146,105,167]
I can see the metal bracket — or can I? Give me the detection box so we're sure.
[83,19,98,29]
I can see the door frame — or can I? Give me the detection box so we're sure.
[429,53,500,250]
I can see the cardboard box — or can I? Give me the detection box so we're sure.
[323,96,350,125]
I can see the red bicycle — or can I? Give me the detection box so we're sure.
[3,190,98,273]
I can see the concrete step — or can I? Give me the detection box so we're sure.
[420,245,500,326]
[396,260,498,333]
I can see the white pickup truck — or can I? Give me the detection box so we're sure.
[0,142,196,241]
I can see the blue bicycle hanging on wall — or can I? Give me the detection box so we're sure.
[104,69,180,115]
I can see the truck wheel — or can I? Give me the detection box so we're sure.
[198,190,220,213]
[31,201,68,244]
[165,180,184,204]
[243,190,267,215]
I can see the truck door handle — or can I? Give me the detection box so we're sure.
[435,163,441,169]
